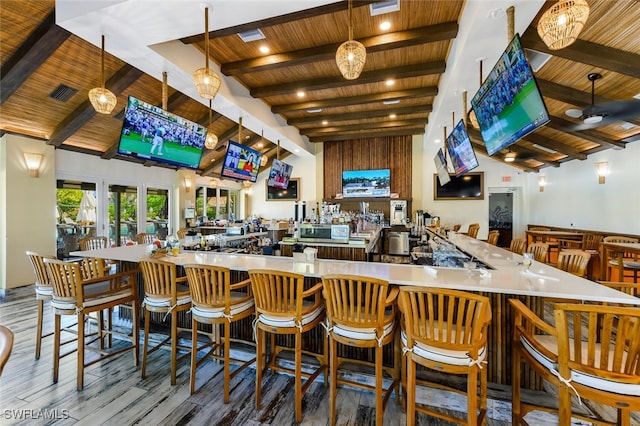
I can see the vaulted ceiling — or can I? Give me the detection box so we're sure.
[1,0,639,176]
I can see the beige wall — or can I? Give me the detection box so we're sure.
[1,135,56,292]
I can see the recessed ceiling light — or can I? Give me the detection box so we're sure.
[307,108,322,113]
[389,114,396,119]
[294,149,300,153]
[385,79,395,86]
[322,120,328,125]
[245,135,250,139]
[257,142,264,148]
[297,91,305,98]
[259,45,270,54]
[434,138,441,144]
[383,99,400,105]
[380,21,391,31]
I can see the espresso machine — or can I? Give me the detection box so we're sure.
[390,200,407,225]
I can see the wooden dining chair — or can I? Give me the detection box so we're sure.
[398,287,491,426]
[597,281,640,299]
[509,238,527,255]
[321,274,400,426]
[452,224,462,232]
[466,223,480,239]
[139,258,192,386]
[248,269,327,423]
[556,250,591,278]
[510,299,640,425]
[44,258,139,390]
[486,230,500,246]
[136,233,158,245]
[79,236,109,251]
[0,325,14,377]
[184,264,256,399]
[526,242,549,263]
[602,236,640,282]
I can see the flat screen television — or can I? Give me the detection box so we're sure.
[267,159,293,189]
[471,34,550,156]
[117,96,205,170]
[433,172,484,200]
[220,140,263,182]
[342,169,391,198]
[434,148,451,186]
[445,119,479,177]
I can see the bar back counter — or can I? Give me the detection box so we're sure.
[72,233,640,390]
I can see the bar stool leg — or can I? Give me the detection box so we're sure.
[35,299,44,360]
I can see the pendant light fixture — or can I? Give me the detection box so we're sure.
[537,0,590,50]
[88,35,117,114]
[204,99,218,149]
[193,7,221,99]
[335,0,366,80]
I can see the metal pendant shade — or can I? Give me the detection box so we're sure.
[537,0,590,50]
[88,35,117,114]
[193,7,221,99]
[204,100,218,149]
[336,0,366,80]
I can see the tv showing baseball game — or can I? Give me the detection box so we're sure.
[471,34,549,156]
[267,159,293,189]
[117,96,206,170]
[220,140,263,182]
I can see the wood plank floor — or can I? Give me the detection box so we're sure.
[0,285,631,425]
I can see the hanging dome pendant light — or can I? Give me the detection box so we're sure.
[204,99,218,149]
[88,35,117,114]
[193,7,221,99]
[336,0,366,80]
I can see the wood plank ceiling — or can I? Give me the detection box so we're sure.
[1,0,639,176]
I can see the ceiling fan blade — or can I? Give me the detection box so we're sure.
[565,108,583,118]
[595,99,640,121]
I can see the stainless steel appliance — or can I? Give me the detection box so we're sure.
[390,200,407,225]
[298,223,350,244]
[388,231,409,255]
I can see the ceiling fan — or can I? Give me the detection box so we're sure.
[565,72,640,130]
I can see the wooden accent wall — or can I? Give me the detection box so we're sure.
[323,136,413,200]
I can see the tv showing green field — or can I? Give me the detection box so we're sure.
[471,34,549,156]
[342,169,391,198]
[117,96,206,170]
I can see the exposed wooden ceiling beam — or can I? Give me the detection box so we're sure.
[251,61,446,98]
[288,104,432,126]
[308,127,424,142]
[47,64,143,147]
[0,12,71,104]
[521,28,640,79]
[302,119,428,136]
[220,22,458,76]
[272,87,437,114]
[519,129,588,160]
[467,135,540,173]
[180,1,382,42]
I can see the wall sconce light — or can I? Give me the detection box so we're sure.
[184,177,192,192]
[537,175,546,192]
[242,180,253,195]
[23,152,43,177]
[594,161,608,184]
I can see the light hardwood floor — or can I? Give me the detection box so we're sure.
[0,286,626,425]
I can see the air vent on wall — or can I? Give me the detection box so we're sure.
[524,49,552,73]
[237,29,266,43]
[370,0,400,16]
[49,84,78,102]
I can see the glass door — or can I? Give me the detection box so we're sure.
[146,187,169,240]
[488,191,513,247]
[108,184,138,246]
[56,180,97,259]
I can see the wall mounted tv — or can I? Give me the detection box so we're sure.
[267,159,293,189]
[220,140,263,182]
[446,119,479,177]
[117,96,205,170]
[471,34,549,156]
[433,172,484,200]
[434,148,451,186]
[342,169,391,198]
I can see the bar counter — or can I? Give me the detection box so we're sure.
[71,234,640,389]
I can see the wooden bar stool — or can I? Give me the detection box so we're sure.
[321,274,400,426]
[509,238,527,255]
[398,287,491,426]
[556,250,591,278]
[184,264,256,399]
[26,251,58,360]
[248,269,327,423]
[486,230,500,246]
[139,258,192,385]
[526,242,549,263]
[511,299,640,425]
[44,258,139,390]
